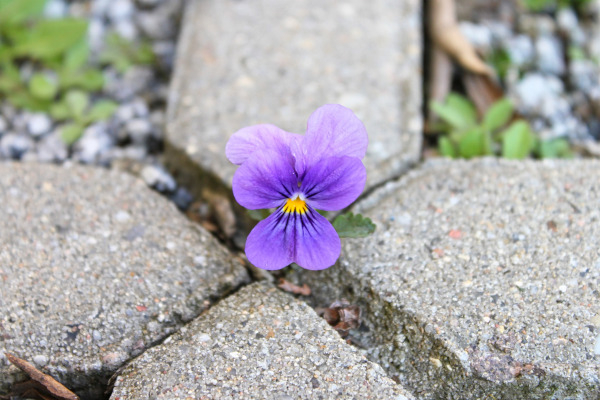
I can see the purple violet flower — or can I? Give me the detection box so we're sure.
[226,104,368,271]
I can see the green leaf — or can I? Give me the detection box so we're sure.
[446,94,478,126]
[501,121,535,159]
[13,18,88,59]
[59,68,104,91]
[332,213,376,238]
[0,61,21,93]
[64,89,89,120]
[99,32,155,73]
[438,136,456,158]
[430,94,477,131]
[60,122,85,145]
[7,90,51,111]
[49,101,70,120]
[483,98,513,132]
[0,0,46,27]
[458,128,485,159]
[28,73,57,100]
[86,100,118,123]
[538,138,572,159]
[63,39,90,71]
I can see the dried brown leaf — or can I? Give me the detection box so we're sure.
[5,353,79,400]
[317,300,361,338]
[462,72,504,116]
[277,279,311,296]
[429,0,493,76]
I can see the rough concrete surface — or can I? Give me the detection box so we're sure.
[296,159,600,399]
[110,282,415,400]
[165,0,422,198]
[0,163,249,398]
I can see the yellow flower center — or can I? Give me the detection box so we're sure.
[282,197,307,214]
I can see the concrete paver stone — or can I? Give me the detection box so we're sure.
[296,158,600,399]
[0,163,249,397]
[165,0,422,200]
[110,282,415,400]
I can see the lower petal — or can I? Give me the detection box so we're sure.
[245,207,341,271]
[245,209,294,270]
[294,208,341,270]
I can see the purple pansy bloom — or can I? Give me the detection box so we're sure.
[226,104,368,271]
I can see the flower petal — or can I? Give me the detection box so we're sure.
[232,149,297,209]
[245,206,340,271]
[294,207,341,270]
[301,156,366,211]
[226,124,301,165]
[302,104,368,168]
[245,210,294,270]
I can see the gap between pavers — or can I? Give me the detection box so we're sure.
[0,162,250,398]
[164,0,423,236]
[109,281,416,400]
[292,158,600,399]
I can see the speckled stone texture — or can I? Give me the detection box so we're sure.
[165,0,422,197]
[0,163,249,398]
[296,159,600,399]
[109,282,414,400]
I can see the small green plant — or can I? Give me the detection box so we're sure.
[430,93,571,159]
[0,0,154,145]
[522,0,592,11]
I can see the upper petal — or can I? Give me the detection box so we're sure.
[301,156,366,211]
[302,104,368,168]
[226,124,301,165]
[232,148,297,210]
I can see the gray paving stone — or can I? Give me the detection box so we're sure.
[0,163,249,398]
[165,0,422,198]
[295,159,600,399]
[110,282,414,400]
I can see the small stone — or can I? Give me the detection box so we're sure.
[91,0,112,17]
[169,187,194,211]
[513,73,564,114]
[88,18,105,52]
[32,355,48,367]
[152,40,176,70]
[114,20,138,41]
[105,66,154,102]
[135,0,164,8]
[536,35,565,75]
[37,131,68,163]
[107,0,135,22]
[27,113,52,137]
[136,10,176,40]
[505,35,534,67]
[557,7,578,35]
[570,60,599,94]
[131,99,149,118]
[0,116,7,133]
[73,124,114,165]
[140,164,176,193]
[44,0,68,18]
[93,330,102,341]
[459,22,492,54]
[125,118,153,144]
[0,133,33,160]
[115,103,136,124]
